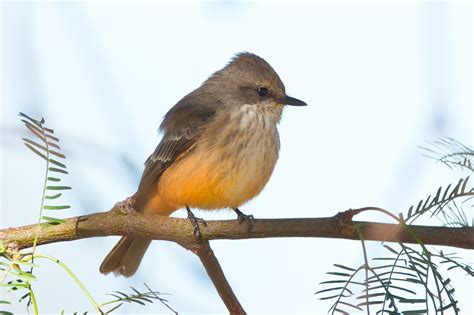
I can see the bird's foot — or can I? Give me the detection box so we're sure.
[186,206,207,241]
[233,208,255,232]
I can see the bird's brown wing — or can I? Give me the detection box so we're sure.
[133,93,218,212]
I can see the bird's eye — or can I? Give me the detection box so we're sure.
[257,87,269,97]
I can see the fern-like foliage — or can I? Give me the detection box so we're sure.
[1,113,73,314]
[0,255,40,314]
[19,112,71,226]
[1,113,72,314]
[405,176,473,226]
[421,137,473,172]
[2,113,175,315]
[317,139,473,314]
[316,243,472,314]
[97,284,177,314]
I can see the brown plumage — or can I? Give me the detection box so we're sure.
[100,52,306,277]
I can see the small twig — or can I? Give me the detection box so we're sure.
[181,241,245,314]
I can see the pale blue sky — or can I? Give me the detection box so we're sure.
[1,1,472,314]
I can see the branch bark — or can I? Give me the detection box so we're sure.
[1,209,472,251]
[1,206,473,314]
[181,240,245,315]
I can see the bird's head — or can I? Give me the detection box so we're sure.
[204,52,307,110]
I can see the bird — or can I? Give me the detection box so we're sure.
[100,52,306,277]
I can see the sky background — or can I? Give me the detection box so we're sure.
[1,1,472,314]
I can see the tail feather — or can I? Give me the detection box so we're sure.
[100,192,176,277]
[100,236,151,277]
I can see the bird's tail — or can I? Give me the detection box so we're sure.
[100,190,177,277]
[99,236,151,277]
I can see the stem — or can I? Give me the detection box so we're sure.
[355,226,370,315]
[381,247,404,312]
[399,245,435,313]
[27,283,39,315]
[351,207,401,223]
[23,254,102,314]
[428,253,443,314]
[31,122,50,261]
[330,266,364,314]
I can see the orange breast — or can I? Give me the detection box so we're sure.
[145,103,282,214]
[156,138,278,212]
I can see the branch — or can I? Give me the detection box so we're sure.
[182,241,245,315]
[1,209,472,251]
[1,206,473,314]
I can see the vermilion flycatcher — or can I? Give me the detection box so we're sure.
[100,52,306,276]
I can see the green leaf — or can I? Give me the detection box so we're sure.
[383,244,400,255]
[333,264,357,272]
[49,167,68,174]
[319,280,364,286]
[315,287,353,295]
[399,298,426,304]
[46,133,59,142]
[449,178,463,198]
[373,257,404,262]
[41,216,65,224]
[439,301,459,311]
[21,120,45,140]
[24,143,47,160]
[43,126,54,134]
[368,270,414,280]
[441,184,452,201]
[49,159,67,169]
[385,285,416,295]
[414,199,423,214]
[22,138,65,159]
[47,141,61,150]
[105,303,123,313]
[47,177,61,182]
[422,195,431,211]
[404,278,425,285]
[46,186,71,191]
[442,278,451,286]
[19,112,43,127]
[45,193,62,200]
[43,205,70,210]
[318,293,348,300]
[326,272,352,277]
[338,301,363,311]
[461,176,470,193]
[356,292,386,300]
[357,300,384,306]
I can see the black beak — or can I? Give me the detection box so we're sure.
[281,95,307,106]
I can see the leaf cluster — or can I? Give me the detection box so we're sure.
[317,138,473,314]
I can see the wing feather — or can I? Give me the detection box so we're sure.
[134,92,218,211]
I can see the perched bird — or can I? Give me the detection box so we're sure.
[100,52,306,277]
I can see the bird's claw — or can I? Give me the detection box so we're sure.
[233,208,255,231]
[186,207,207,241]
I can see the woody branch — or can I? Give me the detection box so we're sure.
[1,206,473,251]
[1,203,473,315]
